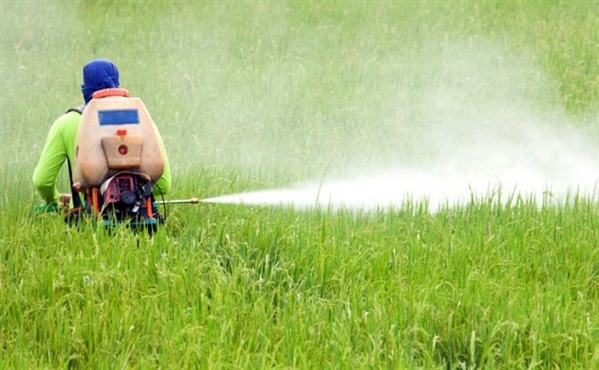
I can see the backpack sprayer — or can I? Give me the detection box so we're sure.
[34,88,215,232]
[58,88,177,233]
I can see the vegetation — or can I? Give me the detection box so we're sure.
[1,0,597,368]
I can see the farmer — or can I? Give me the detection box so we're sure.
[32,58,171,211]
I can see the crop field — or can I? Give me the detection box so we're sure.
[1,0,598,369]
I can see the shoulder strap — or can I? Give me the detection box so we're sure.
[66,159,82,209]
[65,104,86,114]
[63,105,85,208]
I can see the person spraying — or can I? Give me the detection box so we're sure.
[33,59,171,229]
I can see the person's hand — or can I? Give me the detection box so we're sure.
[59,193,71,212]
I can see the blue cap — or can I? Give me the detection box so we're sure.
[81,59,120,103]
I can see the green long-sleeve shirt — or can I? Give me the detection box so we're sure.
[33,109,171,206]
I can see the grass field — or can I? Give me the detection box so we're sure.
[1,0,598,369]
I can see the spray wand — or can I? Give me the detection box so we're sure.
[156,197,201,205]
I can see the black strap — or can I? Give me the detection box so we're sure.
[66,158,82,209]
[64,104,85,209]
[65,104,85,114]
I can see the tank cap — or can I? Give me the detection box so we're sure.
[92,88,131,99]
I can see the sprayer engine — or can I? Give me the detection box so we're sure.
[99,173,154,222]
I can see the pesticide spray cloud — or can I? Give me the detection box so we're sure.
[203,40,598,211]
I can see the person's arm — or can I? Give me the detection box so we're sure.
[153,134,171,196]
[32,119,67,205]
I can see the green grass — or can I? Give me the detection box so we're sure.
[2,189,598,368]
[1,0,598,369]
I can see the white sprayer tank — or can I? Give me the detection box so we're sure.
[73,89,165,189]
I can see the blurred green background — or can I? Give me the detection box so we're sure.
[1,1,597,200]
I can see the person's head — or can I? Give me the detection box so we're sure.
[81,59,120,103]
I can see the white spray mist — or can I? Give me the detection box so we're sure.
[203,40,598,210]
